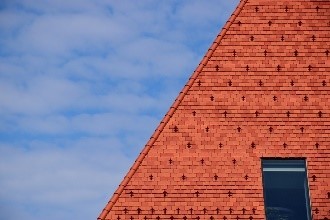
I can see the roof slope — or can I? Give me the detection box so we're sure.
[99,0,330,219]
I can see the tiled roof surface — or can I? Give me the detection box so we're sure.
[98,0,330,219]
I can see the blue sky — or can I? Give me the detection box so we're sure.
[0,1,239,219]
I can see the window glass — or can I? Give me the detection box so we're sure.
[262,159,312,220]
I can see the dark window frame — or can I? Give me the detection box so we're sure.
[261,158,312,220]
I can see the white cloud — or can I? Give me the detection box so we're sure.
[0,137,132,220]
[0,76,85,115]
[13,14,128,56]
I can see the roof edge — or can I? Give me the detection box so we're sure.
[97,1,248,219]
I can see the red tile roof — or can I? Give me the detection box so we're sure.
[98,0,330,219]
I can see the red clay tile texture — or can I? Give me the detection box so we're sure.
[98,0,330,219]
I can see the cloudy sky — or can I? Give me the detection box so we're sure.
[0,1,239,219]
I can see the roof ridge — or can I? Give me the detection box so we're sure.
[97,1,248,219]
